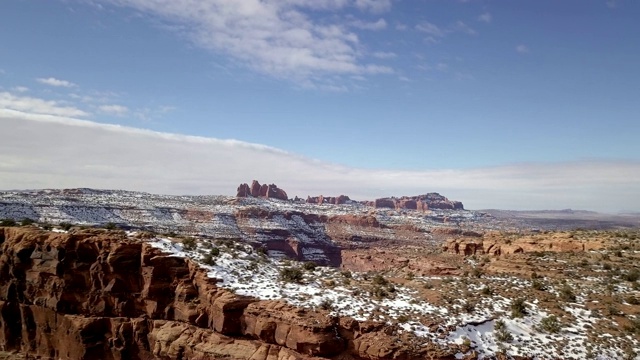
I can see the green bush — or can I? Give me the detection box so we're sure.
[20,218,35,226]
[510,298,527,318]
[302,261,317,271]
[372,274,388,286]
[532,279,547,291]
[59,222,73,231]
[494,319,513,343]
[104,222,117,230]
[559,284,576,302]
[623,269,640,282]
[539,315,561,333]
[0,219,17,227]
[280,267,304,283]
[182,238,197,251]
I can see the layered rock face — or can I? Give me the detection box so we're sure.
[443,231,605,257]
[0,227,456,360]
[237,180,288,201]
[306,195,351,205]
[368,193,463,211]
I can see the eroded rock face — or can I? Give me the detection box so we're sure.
[237,180,288,201]
[369,194,464,212]
[306,195,352,205]
[0,227,456,360]
[443,232,605,257]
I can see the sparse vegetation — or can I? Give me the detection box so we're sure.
[280,267,304,283]
[510,298,527,318]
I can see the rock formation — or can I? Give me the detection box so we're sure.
[236,180,288,201]
[369,193,463,211]
[0,226,457,360]
[443,231,605,257]
[306,195,351,205]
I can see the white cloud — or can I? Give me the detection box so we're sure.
[354,0,391,13]
[395,23,407,31]
[95,0,393,86]
[1,111,639,212]
[0,92,89,117]
[36,77,77,87]
[11,86,29,93]
[516,44,530,54]
[606,0,617,9]
[478,12,492,23]
[98,104,130,116]
[416,20,476,41]
[350,18,387,30]
[372,51,397,59]
[415,21,445,38]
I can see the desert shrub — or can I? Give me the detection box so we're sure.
[623,269,640,282]
[510,298,527,318]
[603,263,612,270]
[559,285,576,302]
[463,301,475,313]
[209,247,220,256]
[627,296,640,305]
[41,223,52,230]
[182,238,197,251]
[539,315,561,333]
[202,253,216,266]
[280,267,304,283]
[623,318,640,335]
[481,286,493,296]
[302,261,317,271]
[1,219,17,227]
[406,272,415,280]
[397,314,410,323]
[423,282,434,289]
[319,299,333,311]
[372,274,388,286]
[20,218,35,226]
[340,270,352,278]
[59,222,73,231]
[104,222,117,230]
[532,279,547,291]
[370,285,388,299]
[471,267,483,278]
[494,320,513,342]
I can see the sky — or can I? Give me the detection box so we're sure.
[0,0,639,212]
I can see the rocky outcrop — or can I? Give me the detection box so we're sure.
[237,180,288,201]
[0,227,456,360]
[443,232,605,257]
[306,195,351,205]
[369,193,463,212]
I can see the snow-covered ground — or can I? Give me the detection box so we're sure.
[146,236,640,360]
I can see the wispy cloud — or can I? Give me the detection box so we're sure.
[606,0,617,9]
[0,92,89,117]
[350,18,387,31]
[36,77,77,88]
[516,44,530,54]
[94,0,393,87]
[2,111,638,212]
[478,12,492,23]
[98,104,129,116]
[11,86,29,93]
[415,20,476,42]
[372,51,397,59]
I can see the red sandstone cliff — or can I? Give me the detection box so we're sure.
[0,227,457,360]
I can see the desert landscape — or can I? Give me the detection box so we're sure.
[0,184,638,359]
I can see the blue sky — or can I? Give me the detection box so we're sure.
[1,0,639,210]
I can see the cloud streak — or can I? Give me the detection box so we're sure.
[0,92,89,117]
[94,0,394,86]
[36,77,77,87]
[1,110,638,212]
